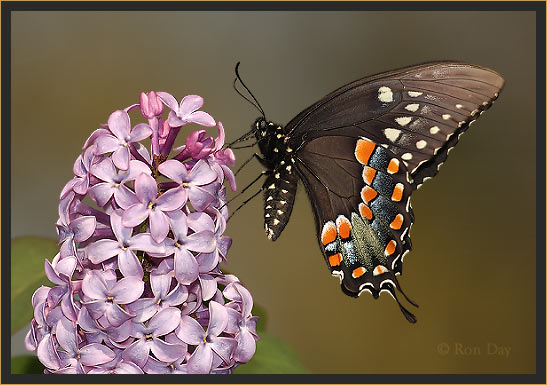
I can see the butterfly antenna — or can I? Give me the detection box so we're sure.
[234,62,266,119]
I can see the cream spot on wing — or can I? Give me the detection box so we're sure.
[416,140,427,149]
[378,86,393,103]
[442,114,451,120]
[405,103,419,112]
[384,128,401,142]
[408,91,422,97]
[395,117,412,126]
[429,126,440,134]
[401,153,413,160]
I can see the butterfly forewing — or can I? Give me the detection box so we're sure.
[286,62,504,187]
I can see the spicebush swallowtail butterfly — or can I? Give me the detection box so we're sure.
[231,62,504,322]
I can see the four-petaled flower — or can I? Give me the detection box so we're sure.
[123,308,184,367]
[122,173,186,243]
[82,270,144,327]
[95,110,152,170]
[157,93,215,128]
[176,301,237,374]
[87,211,165,278]
[158,159,218,211]
[89,158,151,208]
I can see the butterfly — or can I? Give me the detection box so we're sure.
[231,62,504,322]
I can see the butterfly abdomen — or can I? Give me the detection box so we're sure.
[254,118,299,241]
[262,170,298,241]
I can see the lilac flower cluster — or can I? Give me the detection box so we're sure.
[25,91,259,374]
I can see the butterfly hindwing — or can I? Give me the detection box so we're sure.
[295,136,414,301]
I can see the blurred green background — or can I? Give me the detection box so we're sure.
[11,11,536,374]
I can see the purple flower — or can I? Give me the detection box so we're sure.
[122,173,186,243]
[123,308,184,367]
[158,159,217,211]
[163,210,216,285]
[95,110,152,170]
[126,269,188,322]
[176,301,237,374]
[157,92,215,128]
[88,349,144,374]
[87,211,164,278]
[77,306,133,347]
[55,316,116,373]
[27,90,258,375]
[210,122,236,191]
[60,145,99,198]
[82,270,143,327]
[44,255,79,321]
[89,158,151,208]
[174,130,215,161]
[56,192,96,259]
[224,282,260,363]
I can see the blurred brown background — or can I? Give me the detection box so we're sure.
[11,11,536,374]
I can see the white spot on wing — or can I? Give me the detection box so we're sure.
[456,104,463,109]
[442,114,451,120]
[384,128,401,142]
[332,270,344,283]
[416,140,427,149]
[408,91,422,97]
[395,117,412,126]
[378,86,393,103]
[429,126,440,135]
[401,153,413,160]
[405,103,419,112]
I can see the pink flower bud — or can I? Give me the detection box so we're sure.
[140,91,164,119]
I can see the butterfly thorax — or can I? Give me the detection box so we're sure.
[253,118,295,169]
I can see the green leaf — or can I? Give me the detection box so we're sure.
[11,355,44,374]
[233,331,309,374]
[11,237,58,334]
[252,302,268,332]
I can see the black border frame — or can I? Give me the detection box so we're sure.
[2,1,545,384]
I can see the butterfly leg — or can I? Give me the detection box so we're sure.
[235,153,265,176]
[230,142,258,150]
[227,188,264,222]
[220,170,268,210]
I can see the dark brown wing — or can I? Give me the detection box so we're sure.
[286,61,504,187]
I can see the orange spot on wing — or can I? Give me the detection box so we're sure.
[352,266,366,278]
[390,214,403,230]
[322,223,337,245]
[361,186,378,204]
[359,204,373,220]
[385,240,397,256]
[391,183,404,202]
[328,253,341,267]
[337,217,352,239]
[374,265,387,276]
[362,166,377,185]
[387,158,399,174]
[355,139,376,165]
